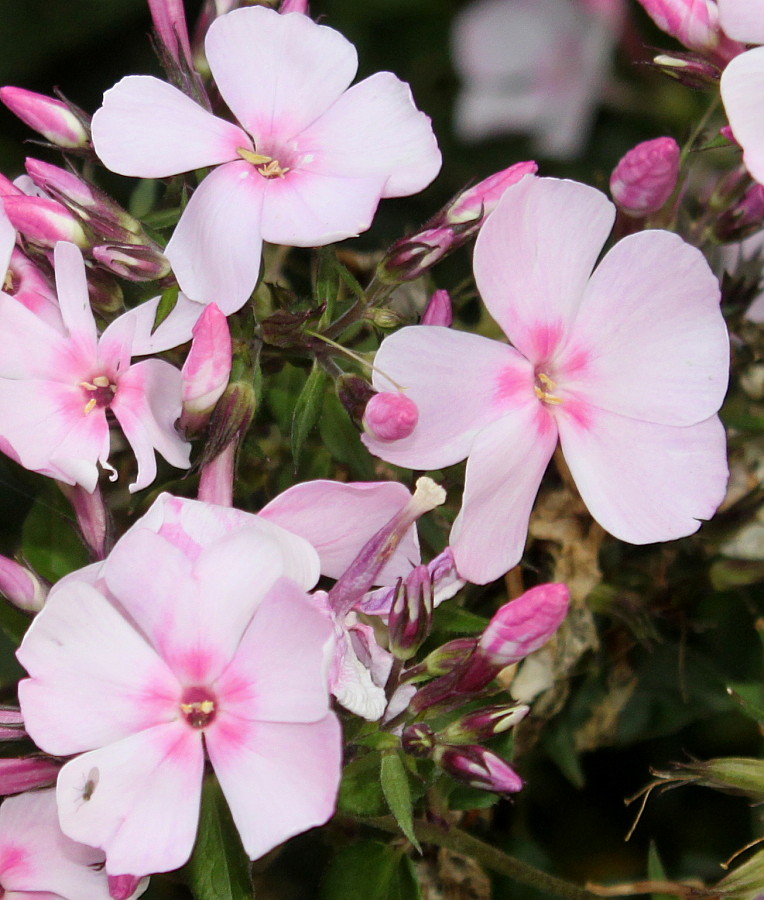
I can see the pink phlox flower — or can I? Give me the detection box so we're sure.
[717,0,764,45]
[0,790,147,900]
[451,0,621,159]
[0,241,191,493]
[721,41,764,186]
[92,5,441,312]
[363,176,730,584]
[16,499,340,877]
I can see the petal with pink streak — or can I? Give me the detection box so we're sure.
[721,48,764,186]
[17,580,179,756]
[562,229,729,426]
[472,177,615,362]
[205,6,357,141]
[119,293,206,357]
[213,578,333,725]
[718,0,764,43]
[0,790,114,900]
[110,358,190,492]
[206,714,341,862]
[297,71,442,198]
[363,325,533,470]
[56,722,204,877]
[451,402,558,584]
[259,480,420,582]
[92,75,248,178]
[53,242,97,354]
[165,161,264,308]
[9,249,63,331]
[0,378,109,491]
[558,408,729,544]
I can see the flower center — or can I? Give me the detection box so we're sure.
[180,685,217,729]
[533,371,563,405]
[237,146,290,179]
[79,375,117,415]
[3,269,15,295]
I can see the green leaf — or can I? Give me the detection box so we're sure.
[291,361,327,467]
[21,486,89,584]
[314,247,341,327]
[185,776,253,900]
[320,841,421,900]
[337,752,387,817]
[152,286,179,334]
[647,842,673,900]
[319,393,375,479]
[381,752,421,853]
[726,683,764,724]
[433,604,487,635]
[129,178,158,218]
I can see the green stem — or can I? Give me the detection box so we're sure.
[360,815,602,900]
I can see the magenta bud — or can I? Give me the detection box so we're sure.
[421,289,453,327]
[388,567,434,661]
[59,483,109,561]
[148,0,193,66]
[0,757,60,795]
[439,703,530,744]
[108,875,144,900]
[378,226,455,283]
[280,0,310,12]
[24,159,95,210]
[0,707,26,741]
[0,86,90,149]
[2,195,88,249]
[445,161,537,225]
[434,745,523,794]
[0,555,46,613]
[419,637,478,677]
[181,303,232,433]
[714,183,764,241]
[92,243,170,282]
[401,723,437,758]
[635,0,743,59]
[610,137,680,217]
[363,392,419,441]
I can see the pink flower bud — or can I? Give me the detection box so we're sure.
[378,226,454,283]
[108,875,145,900]
[421,289,453,326]
[148,0,193,65]
[610,137,680,217]
[24,158,95,210]
[280,0,310,12]
[388,565,434,660]
[181,303,232,432]
[439,703,530,744]
[0,87,90,149]
[59,483,109,560]
[0,757,59,794]
[715,182,764,240]
[92,243,171,282]
[0,555,46,613]
[2,195,88,248]
[636,0,719,51]
[363,392,419,441]
[652,51,722,87]
[445,161,537,225]
[0,707,27,741]
[435,745,523,794]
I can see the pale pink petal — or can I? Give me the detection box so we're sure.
[560,230,729,426]
[92,75,249,178]
[0,210,15,278]
[98,311,136,381]
[53,242,97,354]
[17,580,179,756]
[295,72,441,198]
[472,177,615,362]
[721,48,764,186]
[56,722,204,877]
[451,403,558,584]
[8,249,63,330]
[119,293,206,356]
[0,293,66,378]
[206,714,341,862]
[558,408,728,543]
[205,6,357,141]
[212,579,333,725]
[0,791,113,900]
[718,0,764,44]
[165,161,264,308]
[259,480,420,582]
[363,325,533,470]
[110,358,190,492]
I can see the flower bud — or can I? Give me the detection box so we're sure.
[652,52,721,88]
[445,162,537,225]
[201,380,257,465]
[280,0,309,12]
[59,483,109,560]
[363,392,419,441]
[148,0,193,66]
[434,745,523,794]
[181,303,232,433]
[714,182,764,241]
[2,195,88,249]
[0,555,46,613]
[421,289,453,326]
[388,567,434,661]
[610,137,680,217]
[108,875,145,900]
[24,159,95,210]
[0,757,60,794]
[0,86,90,149]
[635,0,743,59]
[86,267,124,318]
[0,707,26,741]
[665,757,764,799]
[401,722,437,758]
[416,637,478,677]
[439,703,530,744]
[367,307,409,329]
[377,227,455,284]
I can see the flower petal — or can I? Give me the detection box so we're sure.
[558,407,728,544]
[0,292,66,379]
[718,0,764,44]
[119,293,206,356]
[473,176,615,362]
[206,714,340,862]
[721,47,764,186]
[92,75,248,178]
[205,6,357,141]
[165,161,264,308]
[561,229,728,426]
[363,325,532,470]
[56,722,204,877]
[451,402,558,584]
[54,242,97,354]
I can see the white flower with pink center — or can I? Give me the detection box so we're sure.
[363,176,730,584]
[16,501,340,877]
[91,5,441,312]
[0,241,190,493]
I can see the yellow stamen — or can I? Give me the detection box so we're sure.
[236,147,290,178]
[180,700,215,716]
[92,375,111,388]
[257,159,290,178]
[83,398,97,415]
[3,270,14,292]
[534,372,563,405]
[237,147,274,165]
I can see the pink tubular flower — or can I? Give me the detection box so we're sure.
[0,241,191,493]
[363,177,730,584]
[17,497,340,877]
[92,5,441,312]
[610,137,680,217]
